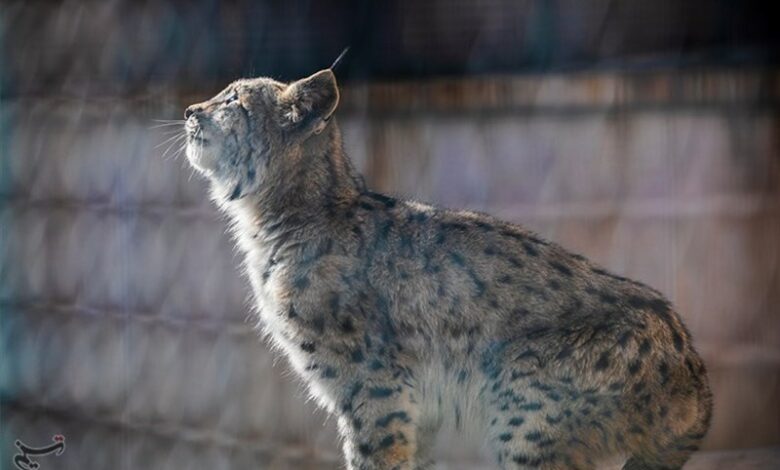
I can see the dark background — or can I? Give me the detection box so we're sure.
[3,0,777,95]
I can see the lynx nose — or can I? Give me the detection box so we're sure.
[184,105,202,119]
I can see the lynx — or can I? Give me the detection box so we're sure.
[181,68,712,469]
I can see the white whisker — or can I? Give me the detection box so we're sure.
[155,132,186,149]
[158,128,186,137]
[173,142,187,160]
[162,134,187,160]
[149,123,185,130]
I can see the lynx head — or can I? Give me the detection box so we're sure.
[183,69,340,200]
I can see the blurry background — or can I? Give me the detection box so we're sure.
[1,1,779,468]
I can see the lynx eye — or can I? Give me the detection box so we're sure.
[224,90,239,105]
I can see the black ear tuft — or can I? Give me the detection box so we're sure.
[330,47,350,73]
[280,70,339,130]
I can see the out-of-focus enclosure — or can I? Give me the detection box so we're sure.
[1,1,779,468]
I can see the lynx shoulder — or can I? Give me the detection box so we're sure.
[182,68,712,470]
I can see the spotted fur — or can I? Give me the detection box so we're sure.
[182,69,712,470]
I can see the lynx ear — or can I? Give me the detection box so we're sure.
[280,69,339,134]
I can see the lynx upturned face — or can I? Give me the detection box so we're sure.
[184,81,259,174]
[184,70,339,200]
[181,69,711,470]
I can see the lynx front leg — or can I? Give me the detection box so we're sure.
[337,380,421,470]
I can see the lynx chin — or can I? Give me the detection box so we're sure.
[181,68,711,470]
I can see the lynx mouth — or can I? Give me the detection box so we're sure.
[185,118,209,146]
[189,134,209,145]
